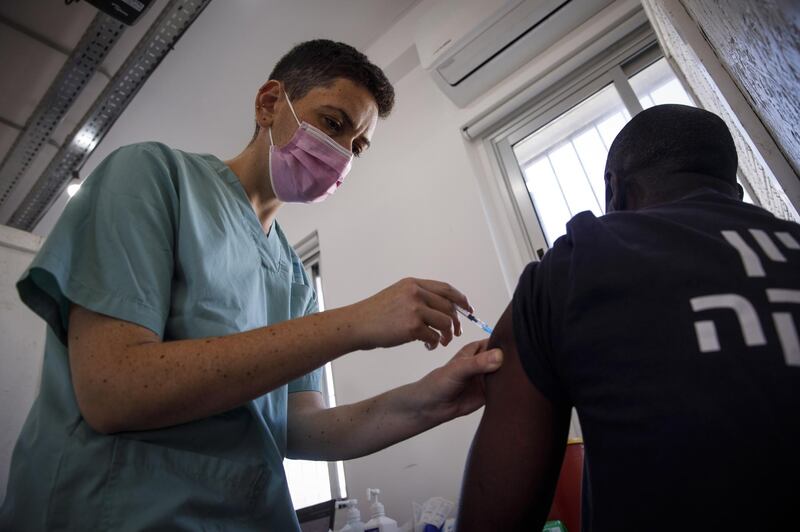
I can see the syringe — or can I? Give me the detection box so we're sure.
[456,307,494,335]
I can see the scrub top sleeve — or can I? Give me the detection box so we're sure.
[287,369,323,394]
[17,143,178,344]
[288,285,324,394]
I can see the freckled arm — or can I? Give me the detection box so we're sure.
[68,304,363,434]
[285,384,439,461]
[285,340,504,461]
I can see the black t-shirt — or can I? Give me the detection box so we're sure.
[512,190,800,531]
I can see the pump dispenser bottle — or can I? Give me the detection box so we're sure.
[338,499,365,532]
[364,489,397,532]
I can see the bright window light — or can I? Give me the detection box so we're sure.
[284,459,333,509]
[514,84,629,245]
[67,182,82,197]
[284,261,347,509]
[513,58,701,246]
[629,58,694,108]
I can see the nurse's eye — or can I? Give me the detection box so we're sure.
[323,116,342,134]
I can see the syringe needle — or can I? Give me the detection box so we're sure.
[456,307,494,335]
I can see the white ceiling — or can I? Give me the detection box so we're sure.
[0,0,419,233]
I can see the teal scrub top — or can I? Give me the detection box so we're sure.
[0,142,323,531]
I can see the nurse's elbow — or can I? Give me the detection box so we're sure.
[68,306,155,434]
[84,413,119,435]
[68,357,117,433]
[70,358,133,433]
[71,361,165,434]
[74,386,125,434]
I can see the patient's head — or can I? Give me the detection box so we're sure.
[604,104,740,212]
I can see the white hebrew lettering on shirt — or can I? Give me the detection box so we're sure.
[722,229,798,278]
[709,228,800,364]
[690,290,800,366]
[774,231,799,250]
[749,229,787,262]
[766,289,800,367]
[690,294,767,352]
[721,230,764,277]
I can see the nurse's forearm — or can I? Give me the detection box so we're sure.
[69,278,469,434]
[69,304,364,434]
[287,340,502,460]
[286,380,441,461]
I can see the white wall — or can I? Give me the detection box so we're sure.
[0,225,44,503]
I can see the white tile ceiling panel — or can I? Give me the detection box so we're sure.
[0,0,96,51]
[51,72,109,146]
[0,26,66,125]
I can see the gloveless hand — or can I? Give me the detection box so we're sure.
[413,339,503,423]
[349,278,473,350]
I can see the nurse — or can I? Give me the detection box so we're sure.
[0,40,503,530]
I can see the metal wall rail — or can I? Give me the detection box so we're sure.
[7,0,213,231]
[0,13,125,221]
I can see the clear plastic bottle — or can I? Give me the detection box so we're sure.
[363,489,397,532]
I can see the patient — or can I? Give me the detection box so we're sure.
[457,105,800,531]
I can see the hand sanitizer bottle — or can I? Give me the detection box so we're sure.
[338,499,365,532]
[364,489,397,532]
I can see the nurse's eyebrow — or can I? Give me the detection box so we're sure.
[321,105,353,128]
[321,105,371,150]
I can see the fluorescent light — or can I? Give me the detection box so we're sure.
[67,182,82,197]
[73,129,97,150]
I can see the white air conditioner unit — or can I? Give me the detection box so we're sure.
[415,0,615,107]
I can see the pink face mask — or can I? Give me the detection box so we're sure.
[268,91,353,203]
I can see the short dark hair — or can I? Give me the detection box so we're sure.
[252,40,394,140]
[606,104,738,186]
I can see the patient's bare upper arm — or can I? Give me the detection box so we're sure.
[457,303,570,530]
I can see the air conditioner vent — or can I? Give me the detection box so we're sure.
[416,0,615,107]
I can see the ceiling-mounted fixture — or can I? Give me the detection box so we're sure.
[0,13,125,222]
[6,0,213,231]
[415,0,616,107]
[85,0,157,26]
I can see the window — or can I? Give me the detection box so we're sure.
[284,233,347,509]
[496,43,752,251]
[513,83,631,245]
[629,57,694,109]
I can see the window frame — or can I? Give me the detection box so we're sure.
[485,26,660,257]
[480,27,680,440]
[286,231,348,504]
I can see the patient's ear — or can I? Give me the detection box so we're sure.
[605,171,626,212]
